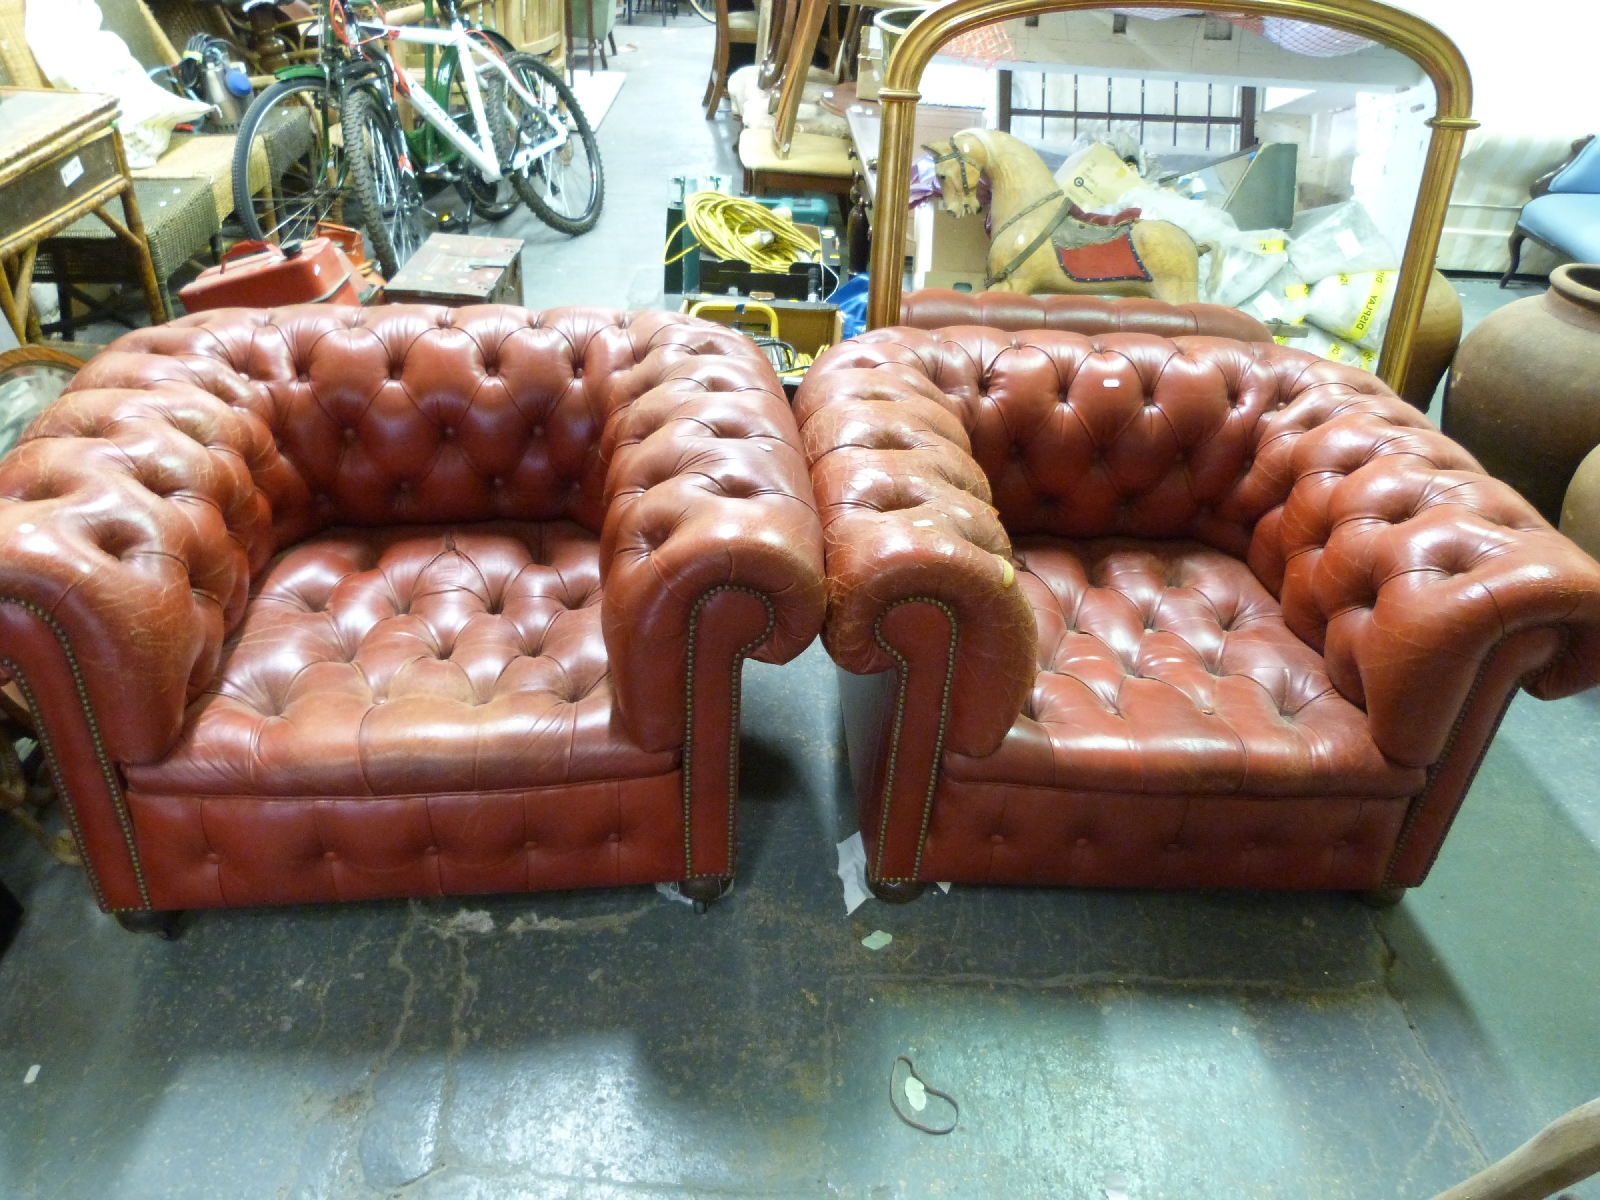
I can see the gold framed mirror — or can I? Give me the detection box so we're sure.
[867,0,1476,392]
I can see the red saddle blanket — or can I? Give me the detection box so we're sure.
[1057,233,1152,283]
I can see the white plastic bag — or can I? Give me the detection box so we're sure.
[1207,230,1291,308]
[1275,324,1380,375]
[1305,269,1398,351]
[25,0,211,169]
[726,65,845,136]
[1288,201,1399,282]
[1094,185,1240,254]
[1239,266,1311,327]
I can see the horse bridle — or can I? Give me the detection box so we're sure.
[924,139,980,201]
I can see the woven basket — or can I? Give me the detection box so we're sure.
[40,176,218,282]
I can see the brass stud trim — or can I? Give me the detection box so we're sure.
[681,584,776,879]
[869,596,957,884]
[0,598,151,910]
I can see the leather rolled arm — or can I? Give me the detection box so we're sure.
[600,362,826,752]
[1259,412,1600,769]
[794,365,1036,758]
[0,383,275,764]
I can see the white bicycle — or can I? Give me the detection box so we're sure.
[230,0,605,276]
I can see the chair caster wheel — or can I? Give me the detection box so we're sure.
[868,879,926,905]
[679,876,731,913]
[115,909,184,939]
[1357,887,1406,909]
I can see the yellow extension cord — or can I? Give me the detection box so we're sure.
[664,192,822,274]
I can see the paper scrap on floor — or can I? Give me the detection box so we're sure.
[862,930,893,950]
[656,881,694,906]
[836,831,871,914]
[904,1074,927,1111]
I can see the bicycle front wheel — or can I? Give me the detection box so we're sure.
[341,86,429,276]
[487,52,604,236]
[688,0,715,21]
[231,76,347,245]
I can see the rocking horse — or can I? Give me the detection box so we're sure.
[927,129,1202,303]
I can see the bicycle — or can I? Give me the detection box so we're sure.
[230,0,603,278]
[371,1,605,237]
[228,0,421,275]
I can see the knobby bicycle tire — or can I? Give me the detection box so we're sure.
[487,52,604,236]
[231,76,346,245]
[341,86,428,276]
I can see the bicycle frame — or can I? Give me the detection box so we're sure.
[353,19,567,182]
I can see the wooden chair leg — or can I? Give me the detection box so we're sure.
[705,35,730,115]
[1501,226,1528,287]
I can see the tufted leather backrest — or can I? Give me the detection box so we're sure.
[899,289,1275,342]
[0,306,789,763]
[799,327,1431,560]
[64,305,768,548]
[799,325,1600,767]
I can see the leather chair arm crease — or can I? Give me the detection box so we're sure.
[0,383,277,763]
[794,364,1035,758]
[600,359,826,752]
[1256,412,1600,769]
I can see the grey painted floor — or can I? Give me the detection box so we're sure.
[3,22,1599,1200]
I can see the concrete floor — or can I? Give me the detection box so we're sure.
[3,22,1599,1200]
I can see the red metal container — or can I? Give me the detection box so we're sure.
[179,237,369,312]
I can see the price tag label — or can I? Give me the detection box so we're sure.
[60,156,84,187]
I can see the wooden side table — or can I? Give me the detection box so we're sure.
[0,88,165,344]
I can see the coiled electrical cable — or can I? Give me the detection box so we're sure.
[665,192,822,274]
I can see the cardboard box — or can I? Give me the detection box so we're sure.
[857,48,882,102]
[911,202,991,292]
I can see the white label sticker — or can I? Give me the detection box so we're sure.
[904,1075,928,1111]
[1102,378,1121,388]
[60,157,84,187]
[1335,228,1362,258]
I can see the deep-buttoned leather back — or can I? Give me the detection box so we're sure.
[0,306,786,763]
[796,327,1599,765]
[61,305,764,549]
[799,327,1441,558]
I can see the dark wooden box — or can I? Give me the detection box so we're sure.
[380,234,524,306]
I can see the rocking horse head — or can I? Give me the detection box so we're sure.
[924,133,989,219]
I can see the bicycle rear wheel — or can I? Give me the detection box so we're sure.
[341,86,429,276]
[487,52,604,236]
[231,76,347,245]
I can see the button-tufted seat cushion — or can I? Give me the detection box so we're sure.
[0,305,825,915]
[797,326,1600,895]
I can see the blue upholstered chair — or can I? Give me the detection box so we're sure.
[1503,134,1600,285]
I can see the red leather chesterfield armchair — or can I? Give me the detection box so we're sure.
[0,305,824,928]
[795,325,1600,901]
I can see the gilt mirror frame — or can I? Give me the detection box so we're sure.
[867,0,1476,392]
